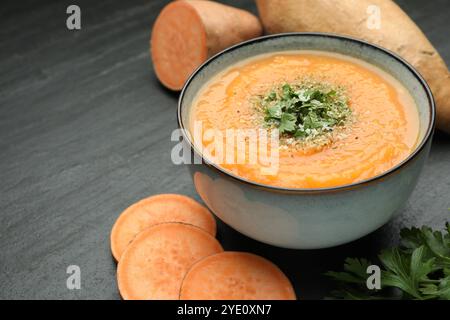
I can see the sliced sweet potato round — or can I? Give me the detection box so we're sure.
[117,222,223,300]
[180,252,296,300]
[111,194,216,261]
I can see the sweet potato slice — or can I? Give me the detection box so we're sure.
[180,252,296,300]
[110,194,216,261]
[150,0,263,90]
[117,223,223,300]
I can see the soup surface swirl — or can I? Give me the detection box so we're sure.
[189,51,420,189]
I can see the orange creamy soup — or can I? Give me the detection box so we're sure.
[189,51,420,189]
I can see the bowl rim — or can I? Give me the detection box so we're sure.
[177,32,436,194]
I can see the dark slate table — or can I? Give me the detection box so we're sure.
[0,0,449,300]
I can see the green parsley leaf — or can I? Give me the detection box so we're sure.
[279,112,297,133]
[325,258,372,285]
[401,224,450,268]
[282,83,295,99]
[380,246,435,299]
[266,103,283,119]
[265,91,277,102]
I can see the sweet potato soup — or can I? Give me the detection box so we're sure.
[189,51,420,189]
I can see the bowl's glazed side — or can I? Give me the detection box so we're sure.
[190,138,431,249]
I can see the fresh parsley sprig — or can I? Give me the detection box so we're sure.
[260,82,352,144]
[325,222,450,300]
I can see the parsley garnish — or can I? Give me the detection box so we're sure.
[325,222,450,300]
[259,82,352,147]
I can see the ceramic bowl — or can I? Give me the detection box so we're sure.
[177,33,435,249]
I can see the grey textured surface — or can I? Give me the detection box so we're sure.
[0,0,449,300]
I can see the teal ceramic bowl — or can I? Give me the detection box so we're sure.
[177,33,435,249]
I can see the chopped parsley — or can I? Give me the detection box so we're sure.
[258,82,352,148]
